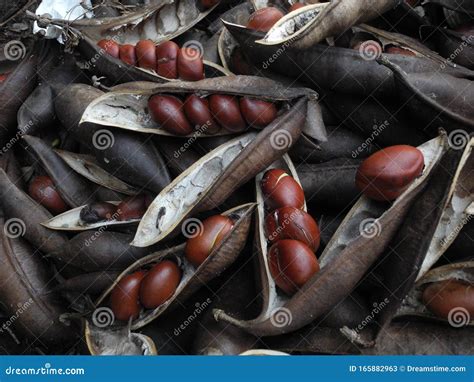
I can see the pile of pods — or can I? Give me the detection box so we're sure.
[0,0,472,356]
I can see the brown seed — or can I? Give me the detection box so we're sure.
[156,41,179,79]
[177,48,205,81]
[183,94,220,134]
[148,95,194,136]
[135,40,157,70]
[28,176,68,215]
[110,271,147,321]
[209,94,247,132]
[240,98,277,128]
[97,39,120,58]
[261,169,305,210]
[247,7,284,32]
[119,44,137,66]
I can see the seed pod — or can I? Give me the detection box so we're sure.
[261,169,305,210]
[119,44,137,66]
[148,95,194,136]
[177,48,205,81]
[385,45,416,56]
[356,145,425,201]
[156,41,179,79]
[136,40,156,70]
[28,176,68,215]
[55,271,121,296]
[247,7,284,32]
[265,207,320,251]
[140,260,182,308]
[111,271,147,321]
[240,98,277,128]
[183,94,220,134]
[97,39,120,58]
[209,94,246,132]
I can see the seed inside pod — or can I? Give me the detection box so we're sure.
[265,207,320,252]
[209,94,247,132]
[28,175,68,215]
[268,239,319,295]
[355,145,424,201]
[80,202,117,223]
[136,40,157,70]
[110,270,147,321]
[156,41,179,79]
[119,44,137,66]
[183,94,220,134]
[116,195,151,221]
[247,7,284,32]
[422,279,474,320]
[240,98,277,128]
[97,39,120,58]
[230,48,253,75]
[177,48,205,81]
[185,215,234,267]
[261,169,305,210]
[139,260,182,309]
[148,95,194,136]
[289,3,306,12]
[385,45,416,56]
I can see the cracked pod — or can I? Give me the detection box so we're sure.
[214,134,449,336]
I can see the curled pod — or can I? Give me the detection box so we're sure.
[132,97,308,247]
[94,203,255,330]
[0,168,68,255]
[47,231,157,273]
[394,261,474,326]
[214,134,449,336]
[135,40,156,70]
[0,217,75,349]
[22,135,97,208]
[55,84,171,193]
[84,321,157,355]
[80,76,323,140]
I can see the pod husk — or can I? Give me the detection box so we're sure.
[394,261,474,326]
[256,1,399,49]
[426,0,474,14]
[49,231,158,273]
[55,84,171,193]
[95,203,255,330]
[224,22,472,98]
[153,137,201,177]
[54,271,121,296]
[378,56,474,130]
[0,216,75,350]
[55,149,138,196]
[84,321,157,355]
[132,98,308,247]
[80,76,325,141]
[0,168,68,255]
[23,135,97,208]
[42,201,139,232]
[214,134,448,336]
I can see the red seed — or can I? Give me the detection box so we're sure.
[110,271,147,321]
[247,7,284,32]
[135,40,157,70]
[183,94,220,133]
[119,44,137,66]
[97,39,120,58]
[148,95,194,136]
[240,98,277,128]
[209,94,247,132]
[28,176,68,215]
[177,48,205,81]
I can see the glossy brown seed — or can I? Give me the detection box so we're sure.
[177,48,205,81]
[116,194,151,221]
[268,239,319,295]
[422,279,474,320]
[80,202,117,223]
[355,145,424,201]
[209,94,247,132]
[156,41,179,79]
[230,48,253,75]
[265,207,320,252]
[385,45,416,56]
[135,40,157,70]
[28,176,68,215]
[111,271,147,321]
[240,98,277,128]
[261,169,305,210]
[200,0,219,9]
[247,7,284,32]
[97,39,120,58]
[289,3,306,12]
[183,94,220,134]
[185,215,234,267]
[119,44,137,66]
[148,95,193,136]
[139,260,182,309]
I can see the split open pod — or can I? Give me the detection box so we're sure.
[80,76,325,140]
[214,134,449,336]
[91,203,255,330]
